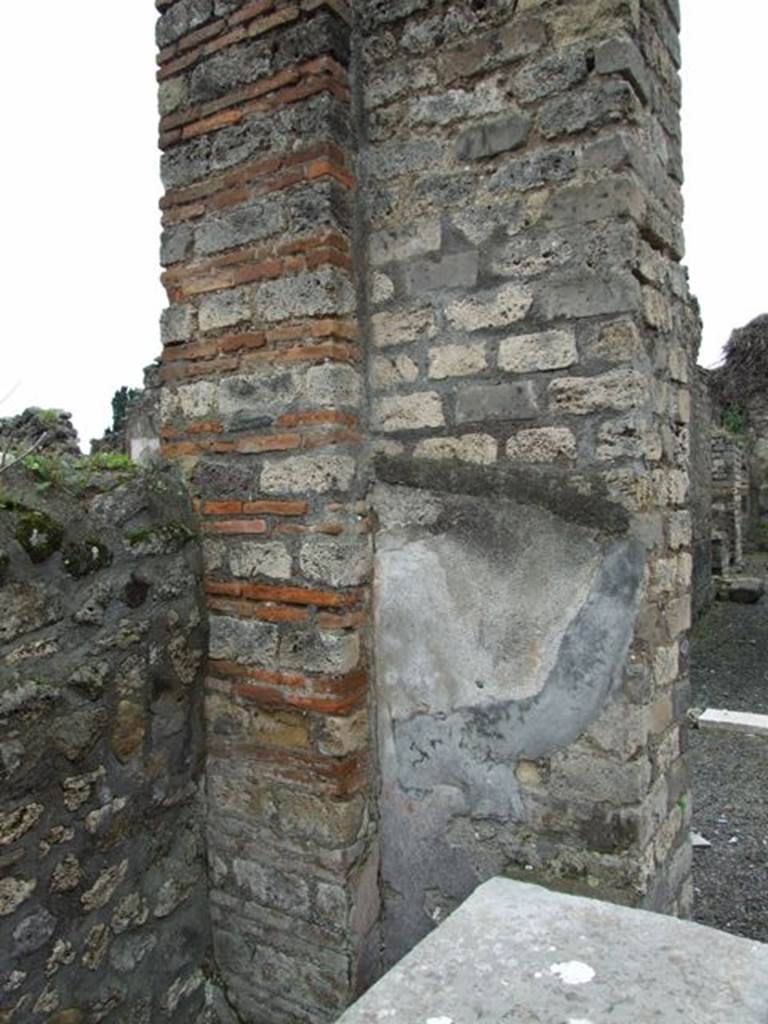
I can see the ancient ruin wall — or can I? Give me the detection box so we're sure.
[0,462,210,1022]
[155,0,695,1018]
[362,0,695,963]
[156,2,378,1020]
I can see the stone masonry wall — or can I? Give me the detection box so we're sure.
[156,2,378,1021]
[155,0,695,1018]
[362,0,695,964]
[710,430,748,573]
[690,366,713,617]
[0,461,210,1023]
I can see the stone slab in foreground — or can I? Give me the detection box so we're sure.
[336,878,768,1024]
[699,708,768,739]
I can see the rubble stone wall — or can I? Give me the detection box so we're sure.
[0,462,210,1023]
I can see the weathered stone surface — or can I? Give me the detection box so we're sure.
[536,272,641,320]
[549,369,647,415]
[0,878,37,917]
[371,308,437,348]
[455,382,539,424]
[455,114,531,161]
[337,879,768,1024]
[428,343,486,380]
[404,251,479,294]
[506,427,577,463]
[595,36,651,104]
[446,283,533,331]
[498,330,578,374]
[414,435,497,465]
[300,534,371,587]
[370,220,441,266]
[261,454,357,494]
[373,484,645,960]
[209,616,278,665]
[374,393,445,432]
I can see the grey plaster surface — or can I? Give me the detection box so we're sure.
[337,878,768,1024]
[372,484,645,963]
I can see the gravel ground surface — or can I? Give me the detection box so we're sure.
[689,555,768,942]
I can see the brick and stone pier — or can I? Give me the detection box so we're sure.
[155,0,697,1020]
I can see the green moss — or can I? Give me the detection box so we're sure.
[19,452,135,497]
[62,538,113,578]
[126,521,193,554]
[86,452,134,472]
[722,402,748,435]
[14,509,64,563]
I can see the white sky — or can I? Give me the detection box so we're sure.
[1,2,765,448]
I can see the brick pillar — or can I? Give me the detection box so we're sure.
[156,1,378,1020]
[361,0,696,965]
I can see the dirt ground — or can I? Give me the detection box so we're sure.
[689,555,768,942]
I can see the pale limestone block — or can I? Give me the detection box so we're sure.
[374,353,420,389]
[428,343,487,379]
[445,283,532,331]
[261,454,357,494]
[506,427,576,462]
[589,318,645,364]
[498,329,577,373]
[372,308,437,348]
[374,392,445,432]
[370,219,441,266]
[414,434,497,465]
[549,369,647,414]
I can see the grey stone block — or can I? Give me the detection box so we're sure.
[513,47,588,103]
[208,615,278,665]
[404,251,479,294]
[156,0,214,48]
[160,225,193,267]
[535,272,641,321]
[195,199,286,256]
[336,878,768,1024]
[455,114,531,161]
[455,382,539,424]
[539,80,638,141]
[489,146,578,193]
[595,37,651,104]
[160,304,195,345]
[541,176,646,227]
